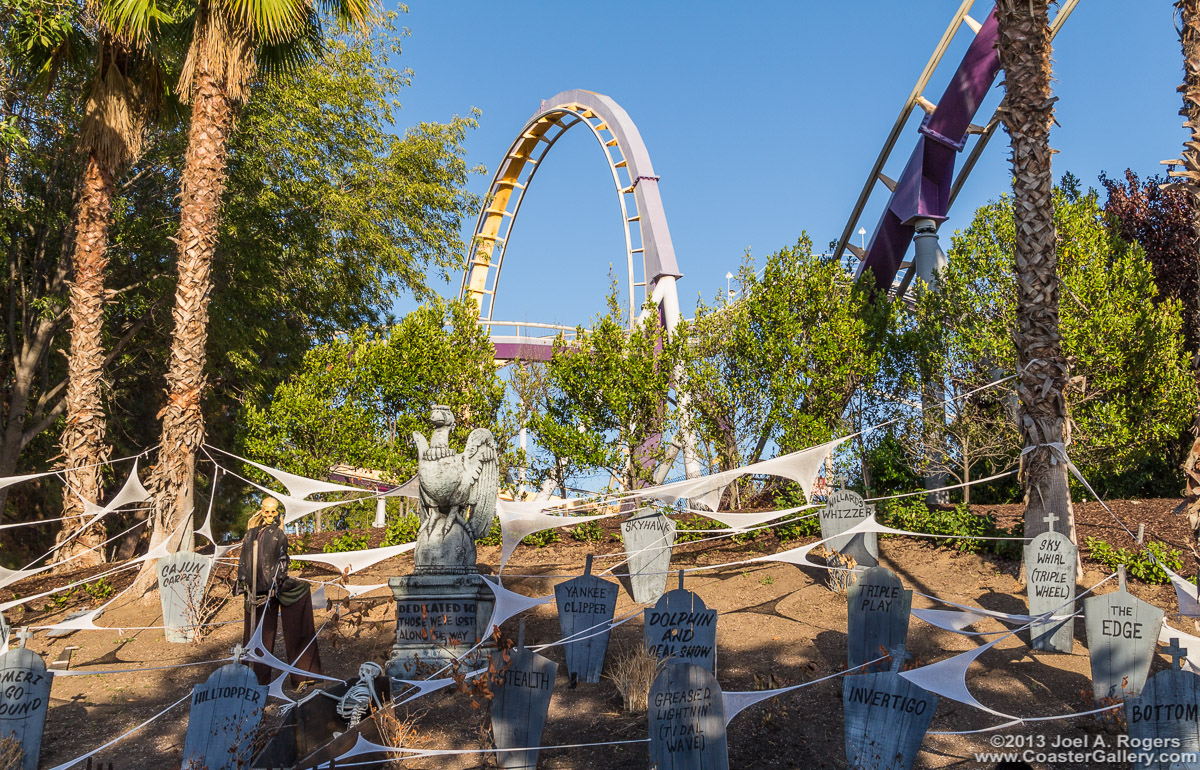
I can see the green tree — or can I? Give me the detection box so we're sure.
[240,297,508,532]
[0,0,89,525]
[527,283,684,495]
[0,14,479,560]
[880,180,1193,499]
[681,238,889,506]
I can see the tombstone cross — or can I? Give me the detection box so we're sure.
[1165,638,1187,671]
[14,628,32,649]
[1043,512,1059,532]
[888,647,913,674]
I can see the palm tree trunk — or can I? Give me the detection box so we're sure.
[995,0,1076,546]
[53,152,114,565]
[1174,0,1200,536]
[137,60,234,591]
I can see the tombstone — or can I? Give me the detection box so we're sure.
[1024,512,1077,653]
[847,566,912,672]
[1124,640,1200,770]
[842,650,937,770]
[644,573,718,672]
[181,663,267,770]
[388,577,494,677]
[1084,567,1164,703]
[648,662,728,770]
[491,623,556,770]
[818,489,878,568]
[621,509,677,604]
[0,648,51,770]
[554,555,618,684]
[158,551,213,643]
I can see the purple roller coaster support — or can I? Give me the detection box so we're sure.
[857,6,1002,291]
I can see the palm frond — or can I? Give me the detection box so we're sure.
[219,0,309,43]
[91,0,178,48]
[254,8,322,77]
[316,0,375,30]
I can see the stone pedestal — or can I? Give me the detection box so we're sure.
[386,572,495,678]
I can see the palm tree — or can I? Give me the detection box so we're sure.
[53,34,161,566]
[1172,1,1200,536]
[994,0,1076,548]
[102,0,373,579]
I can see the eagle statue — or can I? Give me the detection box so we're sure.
[411,405,499,573]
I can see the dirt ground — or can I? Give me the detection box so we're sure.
[11,498,1200,770]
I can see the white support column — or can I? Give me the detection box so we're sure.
[373,496,387,529]
[519,426,528,495]
[654,275,704,481]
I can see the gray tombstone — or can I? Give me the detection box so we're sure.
[842,652,937,770]
[181,663,267,770]
[1124,640,1200,770]
[0,648,51,770]
[819,489,878,567]
[158,551,213,643]
[491,625,556,770]
[1084,569,1164,703]
[621,509,676,604]
[648,662,728,770]
[554,555,618,684]
[847,566,912,672]
[644,573,717,672]
[1024,512,1077,652]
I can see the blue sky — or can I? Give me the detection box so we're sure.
[388,1,1184,328]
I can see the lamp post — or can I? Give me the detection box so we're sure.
[858,227,867,251]
[725,271,734,305]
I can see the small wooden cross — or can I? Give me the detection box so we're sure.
[14,627,33,649]
[230,643,245,663]
[831,474,850,491]
[678,570,685,591]
[1043,512,1060,533]
[1164,637,1188,671]
[888,645,913,674]
[583,554,593,576]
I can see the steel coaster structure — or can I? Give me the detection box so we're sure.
[839,0,1079,296]
[454,2,1080,491]
[457,90,684,363]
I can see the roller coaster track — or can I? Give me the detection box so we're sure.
[840,0,1079,297]
[458,90,683,362]
[454,3,1079,491]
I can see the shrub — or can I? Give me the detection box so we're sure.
[675,515,718,543]
[478,518,502,546]
[83,578,114,601]
[605,645,666,713]
[383,515,421,546]
[730,527,759,545]
[323,532,369,554]
[774,512,820,542]
[288,532,313,555]
[1084,537,1184,585]
[522,528,561,547]
[878,499,1022,558]
[570,520,605,543]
